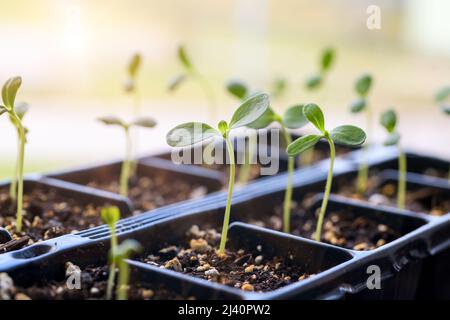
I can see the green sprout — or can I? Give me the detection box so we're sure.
[305,47,335,91]
[166,93,270,255]
[0,77,27,233]
[434,87,450,182]
[101,206,120,300]
[168,45,217,121]
[271,78,288,100]
[380,109,406,209]
[303,48,336,166]
[287,103,366,241]
[98,116,157,196]
[349,74,373,194]
[112,239,142,300]
[123,53,142,115]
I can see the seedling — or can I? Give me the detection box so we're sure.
[303,48,336,166]
[168,45,217,121]
[166,93,270,255]
[98,116,157,196]
[380,109,406,209]
[247,105,308,233]
[101,206,120,300]
[112,239,142,300]
[305,47,335,91]
[123,53,142,115]
[349,74,373,194]
[287,103,366,241]
[0,77,27,233]
[8,102,30,202]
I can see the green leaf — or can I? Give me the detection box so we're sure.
[14,102,30,120]
[2,76,22,109]
[128,53,141,78]
[218,120,228,135]
[131,116,157,128]
[441,104,450,115]
[349,98,366,113]
[226,80,248,100]
[272,78,287,98]
[178,45,192,70]
[101,206,120,226]
[166,122,220,147]
[303,103,325,132]
[229,93,270,129]
[305,75,322,90]
[98,116,126,127]
[320,48,335,72]
[355,74,372,97]
[113,239,142,261]
[246,107,277,129]
[287,134,322,156]
[330,125,366,146]
[168,74,187,92]
[380,109,397,133]
[383,131,400,146]
[282,104,308,129]
[435,86,450,102]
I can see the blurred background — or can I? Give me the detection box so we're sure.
[0,0,449,179]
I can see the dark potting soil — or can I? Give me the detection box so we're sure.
[248,195,400,251]
[421,168,449,180]
[0,187,113,253]
[141,225,313,292]
[86,174,208,213]
[0,264,191,300]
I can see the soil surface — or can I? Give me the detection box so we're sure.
[421,168,449,180]
[0,264,191,300]
[0,187,113,253]
[140,225,313,292]
[87,174,208,213]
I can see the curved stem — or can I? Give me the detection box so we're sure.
[120,128,132,196]
[397,147,407,209]
[9,134,20,201]
[281,125,293,233]
[12,114,25,233]
[357,105,372,194]
[106,226,117,300]
[218,135,236,255]
[315,136,335,242]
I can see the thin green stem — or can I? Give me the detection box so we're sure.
[130,88,140,176]
[315,136,335,242]
[397,148,407,209]
[356,104,372,194]
[119,128,132,196]
[218,135,236,255]
[9,134,20,201]
[106,226,118,300]
[281,126,293,233]
[11,113,25,233]
[238,136,256,184]
[116,258,129,300]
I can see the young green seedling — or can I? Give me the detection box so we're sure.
[434,87,450,182]
[0,77,27,233]
[303,48,336,166]
[166,93,270,255]
[112,239,142,300]
[8,102,30,202]
[98,116,157,196]
[287,104,366,241]
[168,45,217,121]
[349,74,373,194]
[101,206,120,300]
[123,53,142,115]
[247,105,308,233]
[380,109,406,209]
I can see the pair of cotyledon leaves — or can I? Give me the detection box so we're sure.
[305,48,335,90]
[167,45,193,92]
[98,115,157,129]
[166,93,366,154]
[1,77,30,134]
[380,109,400,146]
[226,78,287,101]
[350,74,373,113]
[286,104,366,156]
